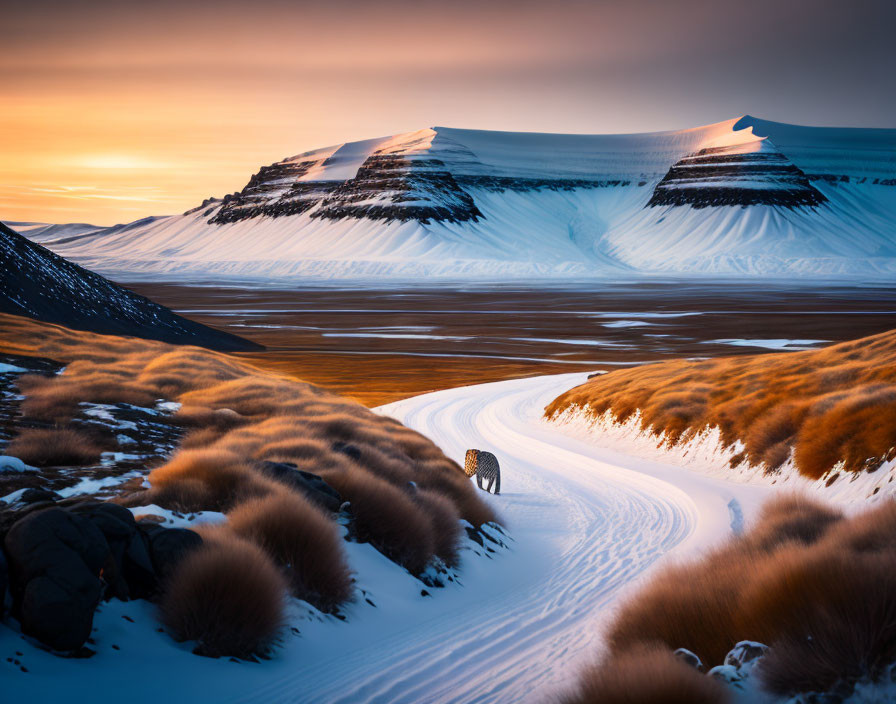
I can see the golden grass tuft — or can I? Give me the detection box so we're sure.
[159,529,286,658]
[227,492,353,612]
[415,488,463,567]
[142,449,276,512]
[17,371,158,422]
[756,550,896,695]
[561,646,730,704]
[546,329,896,479]
[744,494,842,551]
[323,466,436,574]
[594,496,896,699]
[607,542,757,667]
[6,427,104,467]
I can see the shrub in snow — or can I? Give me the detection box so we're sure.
[160,529,285,658]
[743,494,843,552]
[227,491,353,612]
[411,458,497,529]
[560,646,730,704]
[413,489,462,567]
[142,449,277,512]
[6,428,103,467]
[16,371,157,423]
[589,495,896,701]
[323,466,436,575]
[750,549,896,697]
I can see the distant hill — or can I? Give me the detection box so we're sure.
[0,221,261,351]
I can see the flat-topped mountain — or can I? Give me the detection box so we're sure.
[16,116,896,280]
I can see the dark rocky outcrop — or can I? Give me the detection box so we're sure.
[21,488,62,504]
[312,154,482,224]
[648,143,827,209]
[139,523,203,581]
[455,175,631,192]
[0,221,261,351]
[4,507,108,651]
[2,502,202,651]
[69,502,156,600]
[258,461,342,512]
[210,156,336,224]
[332,440,362,462]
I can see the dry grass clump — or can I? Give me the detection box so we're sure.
[597,496,896,699]
[745,550,896,695]
[178,376,319,418]
[159,529,286,658]
[756,551,896,695]
[17,369,158,422]
[227,493,353,612]
[413,458,498,528]
[821,499,896,554]
[608,542,759,666]
[6,427,104,466]
[414,489,463,567]
[323,466,436,574]
[141,449,276,512]
[561,646,730,704]
[546,329,896,478]
[743,494,843,551]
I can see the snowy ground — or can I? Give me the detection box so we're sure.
[4,372,783,702]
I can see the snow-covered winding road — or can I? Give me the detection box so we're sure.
[339,371,772,704]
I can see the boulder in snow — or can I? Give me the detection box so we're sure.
[332,441,362,461]
[724,640,768,672]
[4,507,108,651]
[258,460,343,512]
[141,523,203,581]
[20,488,62,504]
[69,502,156,600]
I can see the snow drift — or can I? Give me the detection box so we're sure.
[11,116,896,281]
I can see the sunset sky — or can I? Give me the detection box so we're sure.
[3,0,895,225]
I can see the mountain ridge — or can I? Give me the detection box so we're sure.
[14,116,896,281]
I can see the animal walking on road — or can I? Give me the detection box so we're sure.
[464,449,501,494]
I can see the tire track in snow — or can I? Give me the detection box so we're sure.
[248,373,707,704]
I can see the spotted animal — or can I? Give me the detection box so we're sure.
[464,449,501,494]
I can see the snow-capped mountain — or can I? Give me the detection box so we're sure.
[12,116,896,281]
[0,222,259,350]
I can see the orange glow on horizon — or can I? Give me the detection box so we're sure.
[2,0,893,225]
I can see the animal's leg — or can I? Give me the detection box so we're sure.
[477,474,483,489]
[494,473,500,495]
[486,475,495,493]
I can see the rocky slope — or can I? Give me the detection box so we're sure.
[0,222,259,350]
